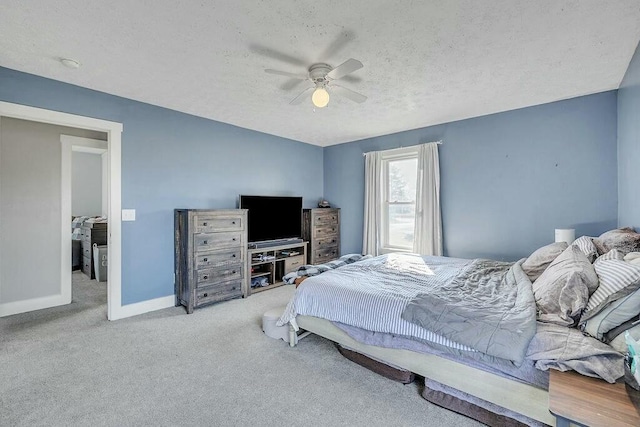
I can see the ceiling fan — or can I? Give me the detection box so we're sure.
[265,58,367,108]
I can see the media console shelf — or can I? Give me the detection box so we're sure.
[246,241,308,297]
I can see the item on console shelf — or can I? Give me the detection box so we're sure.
[251,276,269,288]
[281,250,300,257]
[252,254,276,262]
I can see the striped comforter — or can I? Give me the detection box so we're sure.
[277,252,476,351]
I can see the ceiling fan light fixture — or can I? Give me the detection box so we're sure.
[312,87,330,108]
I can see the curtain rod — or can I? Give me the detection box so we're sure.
[362,140,442,157]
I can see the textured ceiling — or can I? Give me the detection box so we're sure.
[1,1,639,146]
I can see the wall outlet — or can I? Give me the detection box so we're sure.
[122,209,136,221]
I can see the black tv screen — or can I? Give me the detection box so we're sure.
[239,195,303,243]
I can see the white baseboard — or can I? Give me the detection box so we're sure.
[0,293,71,317]
[109,295,175,321]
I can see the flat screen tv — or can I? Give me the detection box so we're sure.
[239,195,303,243]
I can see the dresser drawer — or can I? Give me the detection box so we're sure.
[195,281,242,306]
[312,247,339,263]
[81,233,91,244]
[194,215,243,233]
[284,255,305,274]
[314,211,339,226]
[313,226,339,239]
[312,236,338,251]
[82,256,92,276]
[196,265,243,286]
[82,244,92,258]
[195,249,243,269]
[194,232,242,252]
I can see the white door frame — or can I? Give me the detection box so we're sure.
[0,101,123,320]
[61,135,108,308]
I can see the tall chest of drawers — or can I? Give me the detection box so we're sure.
[174,209,248,314]
[302,208,340,265]
[80,222,107,279]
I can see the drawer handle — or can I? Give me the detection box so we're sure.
[232,221,236,225]
[232,238,236,241]
[232,270,236,274]
[232,286,236,290]
[231,254,236,258]
[203,293,208,297]
[203,240,208,244]
[203,222,208,226]
[203,275,208,280]
[203,258,208,262]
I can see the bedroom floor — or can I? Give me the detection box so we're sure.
[0,283,481,426]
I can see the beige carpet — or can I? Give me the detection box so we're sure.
[0,273,480,426]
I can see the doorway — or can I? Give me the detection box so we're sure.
[0,102,123,320]
[63,135,109,309]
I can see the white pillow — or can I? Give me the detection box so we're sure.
[582,287,640,340]
[522,242,568,282]
[624,252,640,262]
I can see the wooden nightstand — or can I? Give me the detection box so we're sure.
[548,369,640,426]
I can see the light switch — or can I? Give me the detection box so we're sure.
[122,209,136,221]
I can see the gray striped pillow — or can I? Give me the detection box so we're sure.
[571,236,598,262]
[581,259,640,321]
[594,248,624,264]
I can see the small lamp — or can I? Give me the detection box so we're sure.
[312,86,330,108]
[555,228,575,245]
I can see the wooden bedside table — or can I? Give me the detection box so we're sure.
[548,369,640,426]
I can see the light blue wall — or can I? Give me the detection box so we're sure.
[618,41,640,229]
[324,92,619,261]
[0,67,323,305]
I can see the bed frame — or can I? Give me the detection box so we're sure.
[289,315,556,426]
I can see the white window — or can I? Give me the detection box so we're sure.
[380,148,419,252]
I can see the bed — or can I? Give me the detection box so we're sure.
[277,231,640,426]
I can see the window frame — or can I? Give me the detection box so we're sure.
[380,146,419,254]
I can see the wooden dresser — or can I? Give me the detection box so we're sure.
[174,209,248,314]
[80,221,107,279]
[302,208,340,265]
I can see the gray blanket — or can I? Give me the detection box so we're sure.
[527,322,623,383]
[402,259,537,365]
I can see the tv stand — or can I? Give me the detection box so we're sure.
[246,241,308,297]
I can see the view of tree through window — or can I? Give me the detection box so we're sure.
[386,158,417,249]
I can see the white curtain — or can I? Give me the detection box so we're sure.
[413,143,442,256]
[362,151,382,255]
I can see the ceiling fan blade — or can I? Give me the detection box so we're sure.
[326,58,363,80]
[265,69,308,80]
[342,74,362,84]
[249,44,308,66]
[280,79,305,91]
[289,87,314,105]
[331,84,367,104]
[319,31,356,61]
